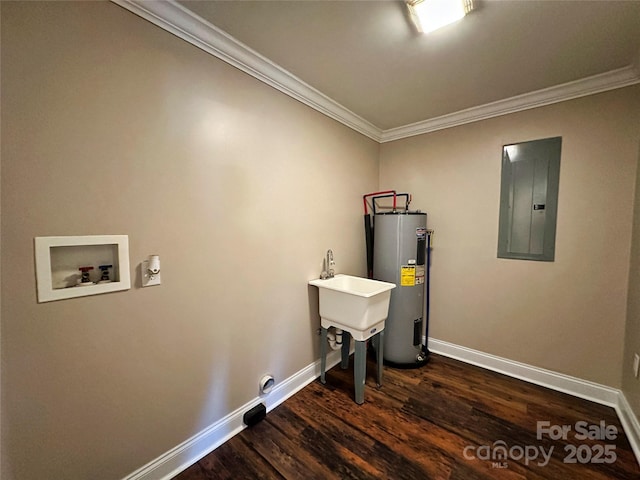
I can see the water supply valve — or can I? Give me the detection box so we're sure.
[98,264,113,283]
[78,266,94,286]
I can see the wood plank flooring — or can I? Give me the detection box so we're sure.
[174,353,640,479]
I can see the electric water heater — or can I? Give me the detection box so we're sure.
[373,212,428,367]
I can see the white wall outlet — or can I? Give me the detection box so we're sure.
[141,258,161,287]
[633,353,640,379]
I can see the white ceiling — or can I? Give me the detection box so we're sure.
[117,0,640,140]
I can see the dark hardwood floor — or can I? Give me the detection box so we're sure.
[174,353,640,479]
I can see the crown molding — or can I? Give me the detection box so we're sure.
[111,0,383,142]
[380,64,640,143]
[112,0,640,145]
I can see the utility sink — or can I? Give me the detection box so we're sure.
[309,274,396,341]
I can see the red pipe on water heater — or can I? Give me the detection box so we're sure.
[363,190,397,215]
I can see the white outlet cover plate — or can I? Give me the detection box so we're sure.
[141,260,161,287]
[633,354,640,379]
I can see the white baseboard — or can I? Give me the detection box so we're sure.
[428,338,620,405]
[122,348,344,480]
[614,391,640,465]
[124,338,640,479]
[429,337,640,465]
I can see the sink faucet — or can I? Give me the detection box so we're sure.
[321,249,335,279]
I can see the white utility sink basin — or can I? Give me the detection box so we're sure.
[309,274,396,341]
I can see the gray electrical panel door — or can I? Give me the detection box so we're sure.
[498,137,561,261]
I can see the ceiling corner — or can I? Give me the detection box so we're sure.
[112,0,639,146]
[111,0,383,142]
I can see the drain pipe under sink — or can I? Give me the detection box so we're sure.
[327,327,343,350]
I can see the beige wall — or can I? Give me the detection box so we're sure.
[3,2,640,479]
[623,141,640,417]
[380,85,640,387]
[0,2,379,479]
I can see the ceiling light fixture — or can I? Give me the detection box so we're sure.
[407,0,474,34]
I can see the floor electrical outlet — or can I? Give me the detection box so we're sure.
[633,353,640,379]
